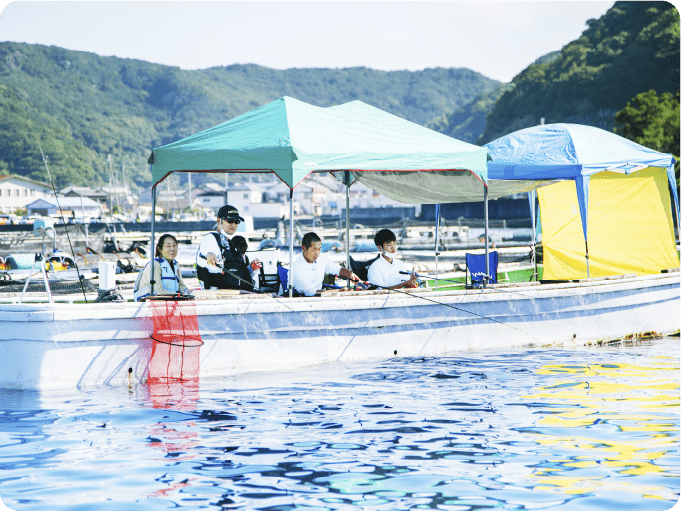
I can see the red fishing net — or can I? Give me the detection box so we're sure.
[148,298,203,382]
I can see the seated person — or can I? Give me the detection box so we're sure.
[367,229,418,289]
[196,205,259,290]
[133,234,190,301]
[291,232,360,296]
[231,235,262,286]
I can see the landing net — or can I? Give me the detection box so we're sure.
[148,297,203,382]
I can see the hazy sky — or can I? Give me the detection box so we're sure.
[0,1,613,82]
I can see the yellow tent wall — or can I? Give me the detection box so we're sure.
[538,167,679,280]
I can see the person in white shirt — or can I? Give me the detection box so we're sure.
[290,232,360,296]
[196,205,261,290]
[367,229,418,289]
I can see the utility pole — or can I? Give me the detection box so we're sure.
[107,154,113,215]
[120,162,126,215]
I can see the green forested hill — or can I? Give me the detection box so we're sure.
[479,1,679,144]
[426,84,513,143]
[427,53,560,143]
[0,42,500,188]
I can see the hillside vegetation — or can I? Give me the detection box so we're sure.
[427,53,560,142]
[479,1,679,144]
[0,0,677,192]
[0,43,499,188]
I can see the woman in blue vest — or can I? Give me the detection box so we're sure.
[133,234,190,301]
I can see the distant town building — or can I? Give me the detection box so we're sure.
[61,185,109,204]
[25,196,102,218]
[0,175,52,214]
[60,184,137,214]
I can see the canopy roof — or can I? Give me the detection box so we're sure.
[485,123,674,179]
[484,123,679,243]
[149,97,488,196]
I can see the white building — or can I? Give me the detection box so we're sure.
[194,182,286,218]
[0,175,52,214]
[25,196,102,218]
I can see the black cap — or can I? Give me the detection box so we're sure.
[217,205,244,222]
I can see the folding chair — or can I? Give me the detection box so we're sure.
[466,251,498,288]
[349,255,380,283]
[258,266,281,293]
[277,264,288,295]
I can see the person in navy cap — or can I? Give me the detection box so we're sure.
[195,205,261,290]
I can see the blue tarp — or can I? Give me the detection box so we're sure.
[485,123,679,243]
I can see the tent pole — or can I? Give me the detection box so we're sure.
[529,190,537,281]
[484,185,489,288]
[150,185,157,297]
[434,204,440,290]
[345,171,350,286]
[669,183,681,242]
[585,240,590,279]
[289,188,294,298]
[676,203,681,242]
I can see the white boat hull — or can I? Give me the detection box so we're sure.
[0,273,678,389]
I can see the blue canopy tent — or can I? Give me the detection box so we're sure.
[485,123,679,278]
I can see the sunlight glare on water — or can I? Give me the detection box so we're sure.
[0,337,678,510]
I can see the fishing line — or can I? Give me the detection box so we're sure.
[364,279,536,339]
[400,271,542,300]
[398,271,465,285]
[39,147,88,303]
[203,262,328,336]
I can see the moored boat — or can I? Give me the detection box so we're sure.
[1,98,678,390]
[0,271,678,389]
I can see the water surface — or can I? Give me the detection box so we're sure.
[1,337,678,510]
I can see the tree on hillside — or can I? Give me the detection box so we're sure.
[614,89,680,180]
[480,1,680,144]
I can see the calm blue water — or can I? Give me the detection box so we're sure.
[0,337,678,511]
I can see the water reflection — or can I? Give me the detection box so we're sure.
[0,338,677,510]
[517,358,679,502]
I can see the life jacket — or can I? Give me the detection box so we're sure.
[133,257,180,301]
[196,232,253,290]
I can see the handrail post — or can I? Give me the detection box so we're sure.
[289,188,294,298]
[484,184,489,288]
[150,186,157,296]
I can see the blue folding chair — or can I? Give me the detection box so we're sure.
[277,264,288,295]
[466,251,498,288]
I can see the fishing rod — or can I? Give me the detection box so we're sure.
[207,262,529,339]
[365,278,536,340]
[398,270,465,285]
[40,147,89,303]
[215,263,331,337]
[399,270,540,300]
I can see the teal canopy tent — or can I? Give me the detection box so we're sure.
[149,96,488,194]
[148,96,492,295]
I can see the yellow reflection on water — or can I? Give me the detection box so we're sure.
[521,356,679,500]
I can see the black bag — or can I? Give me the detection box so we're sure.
[197,233,254,290]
